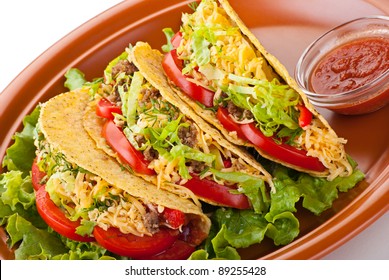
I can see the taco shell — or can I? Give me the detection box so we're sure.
[38,88,211,235]
[159,0,353,180]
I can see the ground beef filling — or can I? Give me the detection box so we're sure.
[111,59,138,78]
[139,88,161,108]
[143,211,160,234]
[177,123,197,148]
[226,101,253,121]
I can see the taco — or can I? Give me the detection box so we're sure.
[34,88,210,259]
[161,0,353,180]
[83,45,274,213]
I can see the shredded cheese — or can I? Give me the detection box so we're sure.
[47,167,154,237]
[179,0,277,90]
[297,119,353,180]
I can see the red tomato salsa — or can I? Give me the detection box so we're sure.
[310,37,389,95]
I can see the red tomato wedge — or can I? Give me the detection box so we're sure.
[297,104,312,127]
[35,187,95,242]
[162,49,215,107]
[96,98,122,120]
[145,240,195,260]
[93,226,178,259]
[162,208,186,229]
[102,120,155,175]
[183,175,251,209]
[31,158,46,191]
[240,123,326,172]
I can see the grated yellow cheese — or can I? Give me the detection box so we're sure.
[298,119,353,180]
[48,168,153,237]
[179,0,277,90]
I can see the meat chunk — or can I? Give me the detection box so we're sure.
[178,123,197,147]
[186,160,207,174]
[111,59,138,78]
[143,211,159,234]
[143,146,159,162]
[226,101,253,120]
[139,88,161,108]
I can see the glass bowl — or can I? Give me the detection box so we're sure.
[295,16,389,115]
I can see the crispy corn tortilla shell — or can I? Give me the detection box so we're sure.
[129,42,274,191]
[39,89,211,235]
[161,0,347,177]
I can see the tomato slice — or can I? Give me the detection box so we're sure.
[145,240,195,260]
[35,187,95,242]
[297,104,312,127]
[162,49,215,107]
[183,175,251,209]
[31,158,46,191]
[240,123,326,172]
[93,226,178,259]
[96,98,122,120]
[216,107,248,141]
[216,106,325,172]
[102,120,155,175]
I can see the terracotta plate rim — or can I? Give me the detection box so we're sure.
[0,0,388,260]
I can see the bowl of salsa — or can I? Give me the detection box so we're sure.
[295,16,389,115]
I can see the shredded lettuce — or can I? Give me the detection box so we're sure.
[191,26,213,66]
[123,71,144,126]
[227,77,300,137]
[139,114,215,180]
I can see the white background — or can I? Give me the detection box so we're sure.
[0,0,388,260]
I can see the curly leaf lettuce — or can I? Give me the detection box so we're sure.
[6,213,68,259]
[64,68,87,91]
[2,106,40,175]
[191,163,364,259]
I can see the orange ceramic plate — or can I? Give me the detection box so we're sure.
[0,0,388,260]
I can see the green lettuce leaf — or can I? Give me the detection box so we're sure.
[189,223,240,260]
[51,237,117,260]
[64,68,87,90]
[265,211,299,246]
[213,208,269,248]
[0,170,35,211]
[161,27,175,52]
[191,162,364,258]
[124,71,144,126]
[2,106,40,175]
[6,213,68,259]
[271,164,365,216]
[211,169,270,214]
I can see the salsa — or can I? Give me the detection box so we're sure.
[310,37,389,94]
